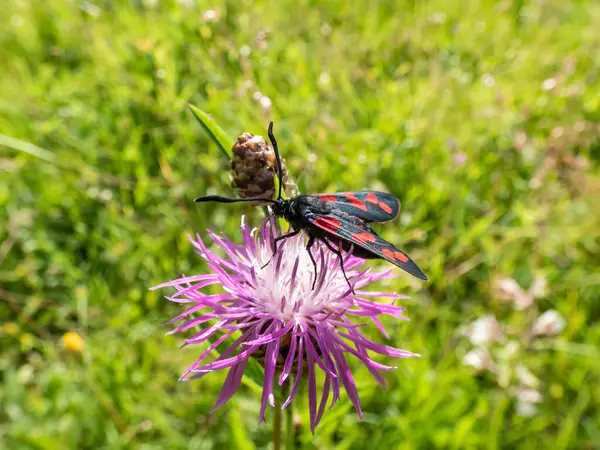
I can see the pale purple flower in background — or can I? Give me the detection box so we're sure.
[493,277,523,300]
[493,275,547,310]
[511,386,543,417]
[542,78,557,91]
[152,217,418,432]
[513,365,542,417]
[463,347,495,373]
[532,310,566,337]
[464,314,505,346]
[462,275,561,418]
[202,8,221,22]
[453,152,468,166]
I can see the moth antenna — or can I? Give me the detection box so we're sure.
[194,195,276,204]
[267,121,283,200]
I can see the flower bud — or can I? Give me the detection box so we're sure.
[230,132,295,204]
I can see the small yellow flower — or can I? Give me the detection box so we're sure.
[2,322,19,336]
[62,331,85,353]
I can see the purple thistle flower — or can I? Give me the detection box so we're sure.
[152,217,418,432]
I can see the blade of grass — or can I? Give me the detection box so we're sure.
[0,133,58,164]
[229,409,256,450]
[187,104,232,160]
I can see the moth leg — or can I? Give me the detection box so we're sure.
[305,235,318,290]
[322,238,354,294]
[261,228,300,269]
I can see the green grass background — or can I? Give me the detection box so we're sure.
[1,0,600,448]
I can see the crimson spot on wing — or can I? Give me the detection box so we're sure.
[319,195,337,202]
[352,232,376,243]
[345,193,367,211]
[378,202,393,214]
[314,217,341,233]
[365,193,378,204]
[382,248,395,259]
[394,251,409,263]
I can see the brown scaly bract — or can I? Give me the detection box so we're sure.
[230,132,295,204]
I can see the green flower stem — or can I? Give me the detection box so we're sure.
[273,397,282,450]
[285,397,294,450]
[274,379,294,450]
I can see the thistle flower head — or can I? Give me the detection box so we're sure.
[152,217,418,432]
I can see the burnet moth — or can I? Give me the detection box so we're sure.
[195,121,428,290]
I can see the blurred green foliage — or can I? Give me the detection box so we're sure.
[1,0,599,448]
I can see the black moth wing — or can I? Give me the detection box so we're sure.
[307,210,428,281]
[311,190,399,223]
